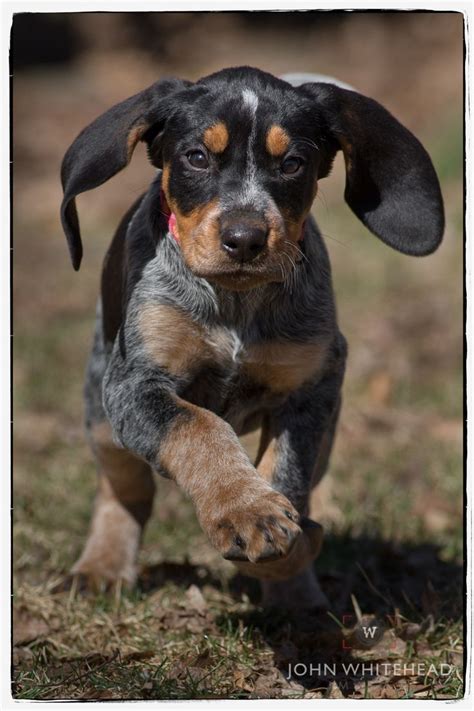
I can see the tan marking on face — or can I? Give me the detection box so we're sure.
[203,121,229,153]
[161,163,220,260]
[138,303,212,377]
[266,125,290,156]
[176,204,224,276]
[174,199,221,252]
[244,340,330,393]
[161,163,222,270]
[265,204,304,256]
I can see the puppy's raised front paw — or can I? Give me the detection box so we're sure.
[232,517,324,582]
[199,483,301,564]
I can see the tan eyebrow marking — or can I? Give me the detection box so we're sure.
[266,125,290,157]
[203,122,229,153]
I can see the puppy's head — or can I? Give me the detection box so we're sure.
[61,67,444,289]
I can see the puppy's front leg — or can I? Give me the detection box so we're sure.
[102,355,301,564]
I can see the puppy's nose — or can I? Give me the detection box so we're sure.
[221,223,268,263]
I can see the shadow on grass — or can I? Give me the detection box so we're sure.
[138,560,224,594]
[137,533,463,619]
[221,532,464,695]
[133,532,463,697]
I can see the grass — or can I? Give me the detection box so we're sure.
[12,63,463,699]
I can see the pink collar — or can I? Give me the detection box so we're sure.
[160,189,180,243]
[168,212,180,243]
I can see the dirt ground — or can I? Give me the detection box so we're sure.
[12,11,464,700]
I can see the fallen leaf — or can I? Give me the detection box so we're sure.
[381,682,404,698]
[326,681,345,698]
[233,667,253,692]
[250,675,277,698]
[185,585,207,614]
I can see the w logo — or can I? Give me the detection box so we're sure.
[341,616,387,649]
[361,626,378,639]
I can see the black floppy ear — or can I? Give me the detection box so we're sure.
[60,78,191,270]
[301,83,444,256]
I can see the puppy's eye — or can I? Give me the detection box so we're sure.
[281,156,303,175]
[186,150,209,170]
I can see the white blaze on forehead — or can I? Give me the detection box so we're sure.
[233,89,258,206]
[228,87,268,211]
[241,89,259,115]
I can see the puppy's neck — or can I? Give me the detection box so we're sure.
[213,283,272,332]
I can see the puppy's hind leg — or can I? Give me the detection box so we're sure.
[71,306,156,589]
[72,421,155,589]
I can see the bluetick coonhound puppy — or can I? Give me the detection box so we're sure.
[60,66,444,608]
